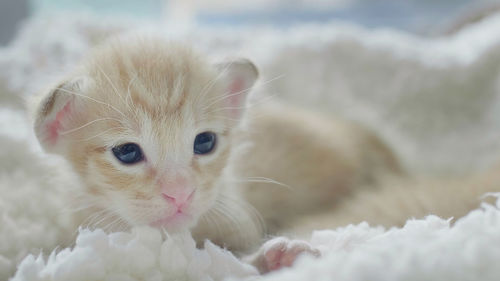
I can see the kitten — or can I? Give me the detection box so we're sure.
[32,35,402,272]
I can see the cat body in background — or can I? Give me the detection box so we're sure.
[32,35,493,272]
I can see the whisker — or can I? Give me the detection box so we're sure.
[60,203,99,214]
[204,93,277,116]
[95,63,126,106]
[89,207,128,230]
[76,209,109,235]
[196,108,269,124]
[59,117,123,135]
[75,126,129,142]
[203,90,244,110]
[112,220,129,233]
[235,176,292,190]
[203,74,285,111]
[85,210,110,228]
[126,74,138,110]
[197,115,243,123]
[102,216,125,232]
[254,73,286,89]
[197,61,235,104]
[214,194,263,232]
[55,87,127,118]
[205,209,226,235]
[217,193,265,232]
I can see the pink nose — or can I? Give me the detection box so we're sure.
[161,189,195,209]
[159,175,195,210]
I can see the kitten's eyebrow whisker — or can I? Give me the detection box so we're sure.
[76,126,130,142]
[125,74,149,126]
[213,73,284,107]
[59,117,123,135]
[255,73,286,89]
[206,105,251,113]
[202,74,285,111]
[75,126,129,141]
[55,87,127,118]
[199,115,242,123]
[204,91,279,117]
[203,90,242,110]
[196,60,235,105]
[197,109,268,124]
[95,63,127,107]
[126,74,138,111]
[203,88,250,111]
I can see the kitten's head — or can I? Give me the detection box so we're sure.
[33,37,258,231]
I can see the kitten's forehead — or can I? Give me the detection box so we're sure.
[85,38,217,116]
[80,38,225,166]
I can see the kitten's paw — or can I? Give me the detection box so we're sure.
[255,237,320,273]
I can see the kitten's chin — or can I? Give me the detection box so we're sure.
[149,212,196,232]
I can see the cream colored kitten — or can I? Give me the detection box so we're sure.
[32,35,403,272]
[284,164,500,238]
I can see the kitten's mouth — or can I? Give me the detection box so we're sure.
[150,211,192,229]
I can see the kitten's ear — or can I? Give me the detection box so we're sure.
[33,77,88,154]
[215,58,258,119]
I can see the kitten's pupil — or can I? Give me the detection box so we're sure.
[112,143,143,164]
[194,132,216,155]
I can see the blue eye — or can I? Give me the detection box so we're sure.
[112,143,144,164]
[194,132,216,155]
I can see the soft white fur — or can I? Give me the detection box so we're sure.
[12,228,258,281]
[2,11,500,280]
[10,198,500,281]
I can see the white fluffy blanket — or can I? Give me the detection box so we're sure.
[9,197,500,281]
[11,198,500,281]
[2,12,500,280]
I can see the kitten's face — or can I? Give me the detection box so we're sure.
[33,38,258,231]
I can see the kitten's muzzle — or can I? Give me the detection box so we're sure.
[161,189,195,213]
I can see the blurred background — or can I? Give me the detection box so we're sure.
[1,0,500,177]
[2,0,500,45]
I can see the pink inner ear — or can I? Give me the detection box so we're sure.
[46,100,73,145]
[228,77,245,117]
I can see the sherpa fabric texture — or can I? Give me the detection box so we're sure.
[12,228,258,281]
[2,11,500,281]
[10,197,500,281]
